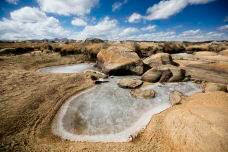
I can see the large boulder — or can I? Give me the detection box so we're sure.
[159,69,173,83]
[97,46,143,75]
[118,78,143,89]
[156,65,185,82]
[141,69,162,82]
[141,65,185,83]
[143,53,175,68]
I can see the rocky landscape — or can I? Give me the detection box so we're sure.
[0,40,228,151]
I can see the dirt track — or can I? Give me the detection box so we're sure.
[0,53,228,152]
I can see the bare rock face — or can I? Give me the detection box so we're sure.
[141,69,162,82]
[183,63,228,84]
[97,46,143,75]
[204,82,227,92]
[169,91,184,106]
[143,53,175,68]
[130,89,155,99]
[118,78,143,89]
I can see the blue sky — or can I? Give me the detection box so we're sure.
[0,0,227,41]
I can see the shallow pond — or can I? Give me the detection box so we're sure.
[52,76,201,142]
[39,63,96,73]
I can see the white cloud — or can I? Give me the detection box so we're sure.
[37,0,99,16]
[71,17,227,41]
[119,27,139,36]
[128,13,142,23]
[74,17,119,39]
[141,25,157,32]
[71,18,87,26]
[112,0,128,12]
[180,29,201,36]
[129,0,215,21]
[218,25,228,32]
[71,17,141,40]
[0,7,69,40]
[146,0,188,20]
[6,0,19,4]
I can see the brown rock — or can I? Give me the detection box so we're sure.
[97,46,143,75]
[168,68,185,82]
[84,70,108,80]
[141,69,162,82]
[130,89,155,99]
[143,53,175,68]
[118,78,143,89]
[156,65,185,82]
[159,70,173,83]
[169,91,184,106]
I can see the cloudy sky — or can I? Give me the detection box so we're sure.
[0,0,227,41]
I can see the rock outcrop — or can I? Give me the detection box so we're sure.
[182,62,228,84]
[97,46,143,75]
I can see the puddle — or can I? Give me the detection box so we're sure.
[38,63,96,73]
[52,77,201,142]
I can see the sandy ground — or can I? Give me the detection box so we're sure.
[0,52,228,152]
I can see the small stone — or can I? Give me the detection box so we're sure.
[169,91,184,106]
[130,89,155,99]
[118,78,143,89]
[84,70,108,79]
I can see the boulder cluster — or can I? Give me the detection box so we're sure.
[96,45,186,84]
